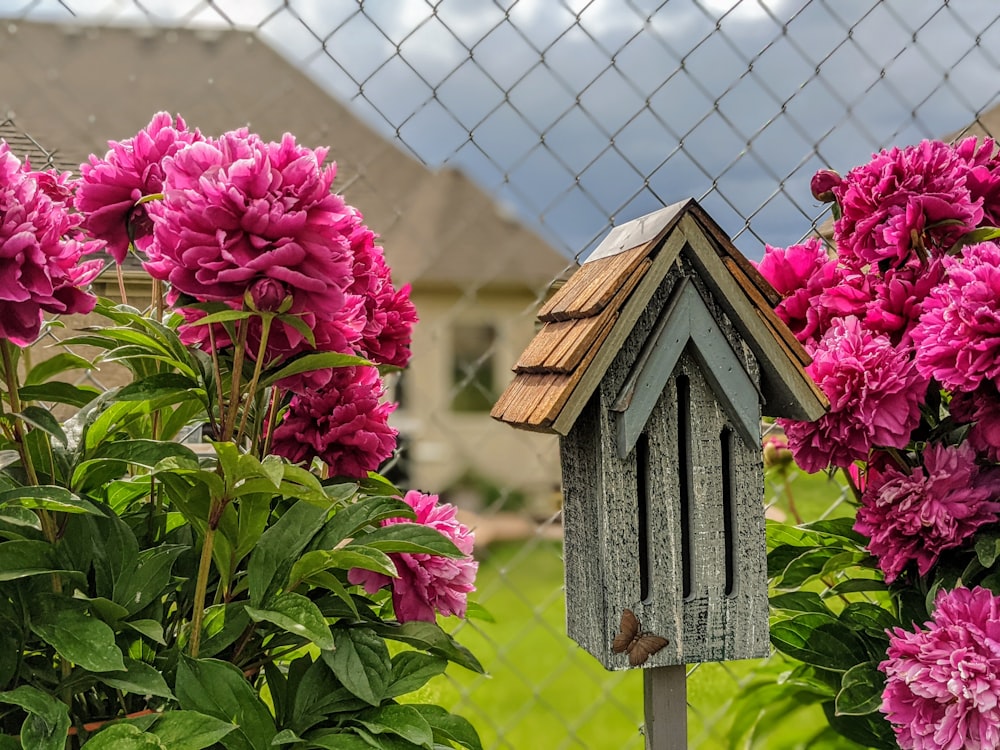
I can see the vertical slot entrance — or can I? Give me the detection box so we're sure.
[677,374,693,599]
[721,427,736,596]
[637,432,650,602]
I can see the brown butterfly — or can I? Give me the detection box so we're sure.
[611,608,669,666]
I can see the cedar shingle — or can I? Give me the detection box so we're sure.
[538,242,650,322]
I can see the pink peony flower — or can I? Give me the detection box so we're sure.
[348,490,477,622]
[780,316,927,472]
[955,136,1000,228]
[881,586,1000,749]
[913,241,1000,392]
[833,140,982,271]
[270,365,396,478]
[0,143,103,345]
[347,222,417,368]
[75,112,200,263]
[865,259,944,346]
[144,129,355,324]
[756,238,843,346]
[855,443,1000,583]
[951,385,1000,463]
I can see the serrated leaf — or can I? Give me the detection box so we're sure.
[246,592,334,650]
[325,628,392,706]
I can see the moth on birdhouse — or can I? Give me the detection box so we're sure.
[492,199,828,670]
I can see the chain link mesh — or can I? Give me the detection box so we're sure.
[3,1,998,746]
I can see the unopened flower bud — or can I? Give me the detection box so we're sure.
[247,278,291,313]
[810,169,842,203]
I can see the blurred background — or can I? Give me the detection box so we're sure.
[3,0,999,746]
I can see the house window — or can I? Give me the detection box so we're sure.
[450,323,497,412]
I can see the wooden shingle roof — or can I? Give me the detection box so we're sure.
[491,199,828,435]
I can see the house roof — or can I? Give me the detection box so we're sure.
[0,21,570,292]
[491,199,828,435]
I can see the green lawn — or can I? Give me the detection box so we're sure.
[419,468,863,749]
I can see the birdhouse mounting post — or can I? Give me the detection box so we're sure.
[644,666,687,749]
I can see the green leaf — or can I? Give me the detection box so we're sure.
[822,701,897,749]
[195,603,251,658]
[245,592,334,650]
[0,540,68,581]
[30,598,126,673]
[187,309,255,326]
[248,501,328,607]
[0,485,100,515]
[175,657,277,750]
[123,619,167,646]
[313,496,414,550]
[353,704,433,749]
[291,547,397,585]
[83,723,167,749]
[409,705,483,750]
[373,621,484,674]
[385,652,447,699]
[98,659,174,699]
[839,602,897,641]
[769,591,831,615]
[325,628,392,706]
[802,518,868,546]
[359,524,463,558]
[17,405,68,446]
[308,733,373,750]
[269,729,301,745]
[19,381,102,408]
[149,711,237,750]
[0,685,71,750]
[824,578,889,596]
[976,531,1000,568]
[770,613,868,672]
[25,352,94,386]
[115,373,203,402]
[114,545,187,615]
[260,352,370,390]
[835,662,886,716]
[773,547,843,589]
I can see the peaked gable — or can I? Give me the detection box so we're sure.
[492,199,828,434]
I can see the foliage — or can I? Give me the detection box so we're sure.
[0,115,483,749]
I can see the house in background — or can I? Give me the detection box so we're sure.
[0,21,572,508]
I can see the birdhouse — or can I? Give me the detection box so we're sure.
[492,199,827,670]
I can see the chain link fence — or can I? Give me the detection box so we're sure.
[3,0,1000,746]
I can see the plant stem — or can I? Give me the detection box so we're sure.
[235,314,273,447]
[188,517,218,659]
[222,320,251,442]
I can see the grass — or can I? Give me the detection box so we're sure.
[415,468,863,749]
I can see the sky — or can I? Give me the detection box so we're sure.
[3,0,1000,261]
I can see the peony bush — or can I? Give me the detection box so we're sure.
[754,137,1000,749]
[0,113,482,749]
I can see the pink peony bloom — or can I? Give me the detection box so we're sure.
[780,316,927,472]
[855,443,1000,583]
[951,385,1000,463]
[913,241,1000,392]
[865,259,944,346]
[270,365,396,478]
[75,112,200,263]
[956,136,1000,228]
[756,238,843,346]
[833,140,982,271]
[347,221,417,368]
[348,490,477,622]
[881,586,1000,749]
[0,143,103,345]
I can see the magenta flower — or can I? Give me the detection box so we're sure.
[913,241,1000,392]
[956,136,1000,228]
[881,586,1000,749]
[865,259,944,346]
[780,316,927,472]
[270,365,396,478]
[75,112,200,263]
[810,169,842,203]
[0,144,103,345]
[833,140,982,271]
[756,238,844,346]
[855,443,1000,583]
[347,220,417,368]
[348,490,477,622]
[951,385,1000,463]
